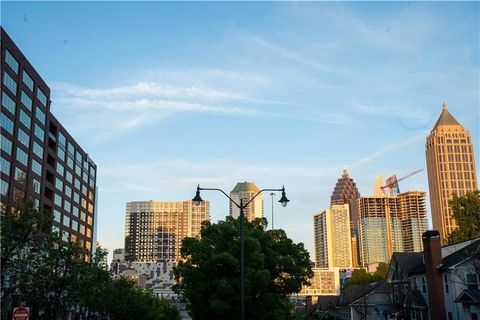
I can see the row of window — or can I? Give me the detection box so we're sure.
[4,49,47,106]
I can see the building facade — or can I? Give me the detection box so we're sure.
[426,102,478,245]
[229,182,263,221]
[330,169,361,266]
[124,200,210,262]
[357,191,428,265]
[1,27,97,254]
[314,204,353,269]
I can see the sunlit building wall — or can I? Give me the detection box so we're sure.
[124,200,210,262]
[426,102,478,244]
[229,182,263,222]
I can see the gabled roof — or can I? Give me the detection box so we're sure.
[349,282,390,306]
[388,252,425,281]
[455,289,480,305]
[316,295,341,310]
[403,289,428,309]
[439,239,480,270]
[433,102,461,129]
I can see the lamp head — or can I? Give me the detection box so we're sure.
[192,185,203,206]
[278,186,290,207]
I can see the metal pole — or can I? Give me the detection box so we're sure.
[270,192,275,230]
[240,198,245,320]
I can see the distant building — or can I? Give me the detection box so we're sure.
[112,248,125,262]
[112,261,177,298]
[357,191,428,265]
[124,200,210,262]
[426,102,478,244]
[300,268,342,296]
[314,204,353,269]
[229,182,263,221]
[0,27,97,255]
[330,170,361,266]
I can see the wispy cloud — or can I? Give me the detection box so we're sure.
[355,103,430,121]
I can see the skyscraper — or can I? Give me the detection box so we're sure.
[313,204,353,269]
[357,191,428,265]
[229,182,263,221]
[1,27,97,254]
[426,102,478,244]
[124,200,209,262]
[330,169,361,266]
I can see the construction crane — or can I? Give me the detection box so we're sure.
[380,168,424,262]
[380,168,424,195]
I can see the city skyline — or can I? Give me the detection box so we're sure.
[1,2,478,260]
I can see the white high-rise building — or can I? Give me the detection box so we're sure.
[229,182,264,222]
[313,204,354,269]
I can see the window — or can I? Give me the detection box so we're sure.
[34,124,44,141]
[53,209,61,222]
[35,107,46,125]
[52,225,60,236]
[32,179,40,194]
[472,313,478,320]
[87,215,93,226]
[72,206,79,217]
[31,159,42,176]
[20,91,32,110]
[62,231,69,242]
[71,220,78,232]
[67,142,74,157]
[75,164,81,177]
[13,187,24,202]
[422,277,426,294]
[0,179,8,196]
[0,156,10,175]
[5,50,19,73]
[58,132,66,147]
[66,172,73,183]
[14,167,26,184]
[33,141,43,159]
[1,114,14,134]
[2,91,16,114]
[64,200,71,212]
[55,178,63,192]
[17,128,30,148]
[448,312,453,320]
[73,192,80,204]
[54,193,62,207]
[444,274,449,293]
[3,71,17,95]
[63,215,70,228]
[466,273,479,290]
[56,163,64,176]
[57,148,65,162]
[22,71,34,91]
[63,187,71,200]
[67,156,74,169]
[37,89,47,106]
[82,185,87,196]
[74,178,80,190]
[19,110,31,129]
[16,148,28,166]
[1,135,12,155]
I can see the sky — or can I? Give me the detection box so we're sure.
[2,1,479,262]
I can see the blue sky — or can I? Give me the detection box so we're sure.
[2,1,479,260]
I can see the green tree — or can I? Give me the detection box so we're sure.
[343,269,372,287]
[372,262,388,281]
[449,190,480,244]
[174,217,313,320]
[1,202,180,320]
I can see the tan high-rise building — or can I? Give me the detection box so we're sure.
[313,204,353,269]
[229,182,263,222]
[426,102,478,244]
[124,200,210,262]
[357,191,428,265]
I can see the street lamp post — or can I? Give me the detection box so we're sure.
[270,192,275,230]
[192,184,289,320]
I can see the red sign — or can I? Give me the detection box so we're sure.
[12,307,29,320]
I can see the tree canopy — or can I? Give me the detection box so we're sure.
[174,217,313,320]
[343,262,388,288]
[1,202,180,320]
[449,190,480,244]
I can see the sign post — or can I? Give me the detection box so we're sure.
[12,307,29,320]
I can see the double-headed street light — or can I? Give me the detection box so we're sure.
[192,184,289,320]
